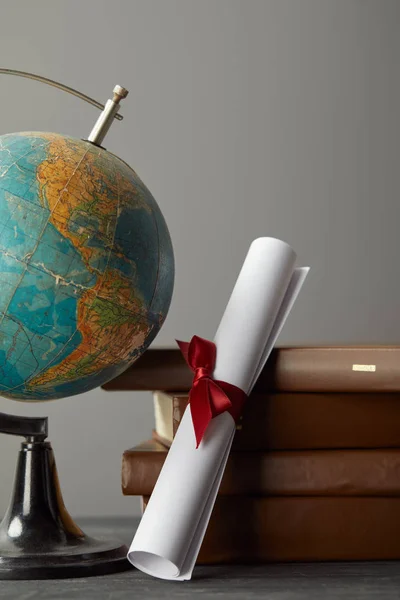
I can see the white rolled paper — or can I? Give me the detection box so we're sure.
[128,237,309,580]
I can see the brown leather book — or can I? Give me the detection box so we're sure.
[152,391,400,451]
[122,440,400,496]
[141,495,400,562]
[102,346,400,393]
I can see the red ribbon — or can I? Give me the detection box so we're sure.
[176,335,247,448]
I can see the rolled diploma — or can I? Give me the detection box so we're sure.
[128,237,309,580]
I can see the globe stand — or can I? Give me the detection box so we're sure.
[0,412,131,579]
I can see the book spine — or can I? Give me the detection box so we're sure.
[142,496,400,562]
[172,396,190,437]
[102,347,400,392]
[122,447,400,496]
[169,393,400,450]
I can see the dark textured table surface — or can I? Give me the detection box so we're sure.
[1,517,400,599]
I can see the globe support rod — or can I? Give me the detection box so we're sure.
[0,68,124,121]
[87,85,129,146]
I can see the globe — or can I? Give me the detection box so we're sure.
[0,131,174,401]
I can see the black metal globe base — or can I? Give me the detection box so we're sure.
[0,413,131,579]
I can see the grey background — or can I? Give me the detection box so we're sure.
[0,0,398,518]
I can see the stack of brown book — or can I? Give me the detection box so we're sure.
[102,346,400,563]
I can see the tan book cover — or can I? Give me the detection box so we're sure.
[141,495,400,563]
[122,440,400,496]
[102,346,400,393]
[153,391,400,450]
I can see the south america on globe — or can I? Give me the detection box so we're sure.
[0,131,174,400]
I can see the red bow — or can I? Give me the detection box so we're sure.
[177,336,247,447]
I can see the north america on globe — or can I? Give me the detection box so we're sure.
[0,132,174,401]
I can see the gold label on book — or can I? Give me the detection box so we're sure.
[352,364,376,372]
